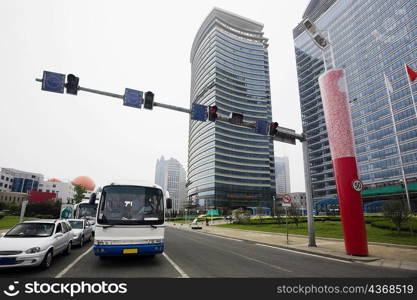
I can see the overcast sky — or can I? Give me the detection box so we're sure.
[0,0,310,192]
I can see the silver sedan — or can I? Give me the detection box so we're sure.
[67,219,93,247]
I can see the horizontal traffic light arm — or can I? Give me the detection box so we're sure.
[36,74,303,143]
[36,77,190,114]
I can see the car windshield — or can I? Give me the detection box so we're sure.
[98,185,164,225]
[77,203,97,218]
[68,221,83,229]
[5,223,55,237]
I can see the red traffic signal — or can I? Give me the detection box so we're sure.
[208,105,218,121]
[269,122,278,136]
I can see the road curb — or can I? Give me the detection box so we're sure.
[211,225,417,250]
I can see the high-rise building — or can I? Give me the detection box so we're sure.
[294,0,417,206]
[188,8,276,212]
[155,156,186,212]
[275,157,291,195]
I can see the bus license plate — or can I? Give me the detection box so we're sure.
[123,249,138,254]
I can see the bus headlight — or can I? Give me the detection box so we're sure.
[95,240,112,245]
[148,239,163,244]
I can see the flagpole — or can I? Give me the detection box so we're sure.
[404,63,417,118]
[384,73,412,212]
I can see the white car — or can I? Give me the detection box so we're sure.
[0,219,73,269]
[67,219,93,247]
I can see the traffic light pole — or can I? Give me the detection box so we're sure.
[35,78,191,114]
[36,75,316,247]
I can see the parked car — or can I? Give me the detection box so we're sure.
[67,219,93,247]
[0,219,73,269]
[190,218,202,230]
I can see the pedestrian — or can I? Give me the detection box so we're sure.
[206,218,209,226]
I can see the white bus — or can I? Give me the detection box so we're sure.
[90,180,172,258]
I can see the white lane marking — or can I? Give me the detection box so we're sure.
[196,231,243,242]
[55,246,94,278]
[255,243,352,264]
[163,252,189,278]
[171,229,291,273]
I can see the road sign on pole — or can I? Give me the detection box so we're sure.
[255,120,268,135]
[41,71,65,93]
[191,104,208,121]
[123,88,143,109]
[282,194,292,207]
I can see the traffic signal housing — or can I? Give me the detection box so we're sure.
[230,112,244,125]
[269,122,278,136]
[66,74,79,95]
[208,105,218,121]
[144,91,154,110]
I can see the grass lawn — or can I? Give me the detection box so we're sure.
[216,221,417,246]
[0,216,34,229]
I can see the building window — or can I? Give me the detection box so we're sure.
[6,177,9,181]
[0,175,3,180]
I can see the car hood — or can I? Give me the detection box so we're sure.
[0,236,52,251]
[72,229,83,235]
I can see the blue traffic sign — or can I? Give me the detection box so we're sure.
[41,71,65,93]
[255,120,269,135]
[191,104,208,121]
[123,88,143,109]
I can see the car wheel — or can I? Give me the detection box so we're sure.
[40,250,53,269]
[64,242,72,255]
[80,236,84,247]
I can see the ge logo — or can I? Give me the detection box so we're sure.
[3,281,20,297]
[372,9,409,44]
[352,179,363,192]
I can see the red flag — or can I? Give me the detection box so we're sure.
[406,65,417,82]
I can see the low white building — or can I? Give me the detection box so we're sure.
[39,179,75,204]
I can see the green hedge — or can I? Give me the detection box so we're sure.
[371,219,416,232]
[34,214,55,219]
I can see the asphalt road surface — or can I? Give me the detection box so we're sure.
[1,227,416,278]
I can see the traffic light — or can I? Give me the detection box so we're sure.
[230,112,243,125]
[66,74,79,95]
[269,122,278,136]
[208,105,218,121]
[144,91,154,110]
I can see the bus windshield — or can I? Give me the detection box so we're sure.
[77,203,97,218]
[97,185,164,225]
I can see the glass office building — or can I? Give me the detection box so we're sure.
[188,8,275,211]
[294,0,417,206]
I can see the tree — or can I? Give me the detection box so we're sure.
[255,206,265,223]
[383,200,411,234]
[73,184,87,204]
[288,203,302,228]
[232,208,250,224]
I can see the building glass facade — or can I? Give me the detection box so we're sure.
[188,8,276,211]
[294,0,417,204]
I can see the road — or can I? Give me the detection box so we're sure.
[1,227,416,278]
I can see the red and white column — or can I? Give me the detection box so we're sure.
[319,69,368,256]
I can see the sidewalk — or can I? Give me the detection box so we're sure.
[168,222,417,271]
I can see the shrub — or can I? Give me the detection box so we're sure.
[34,214,55,219]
